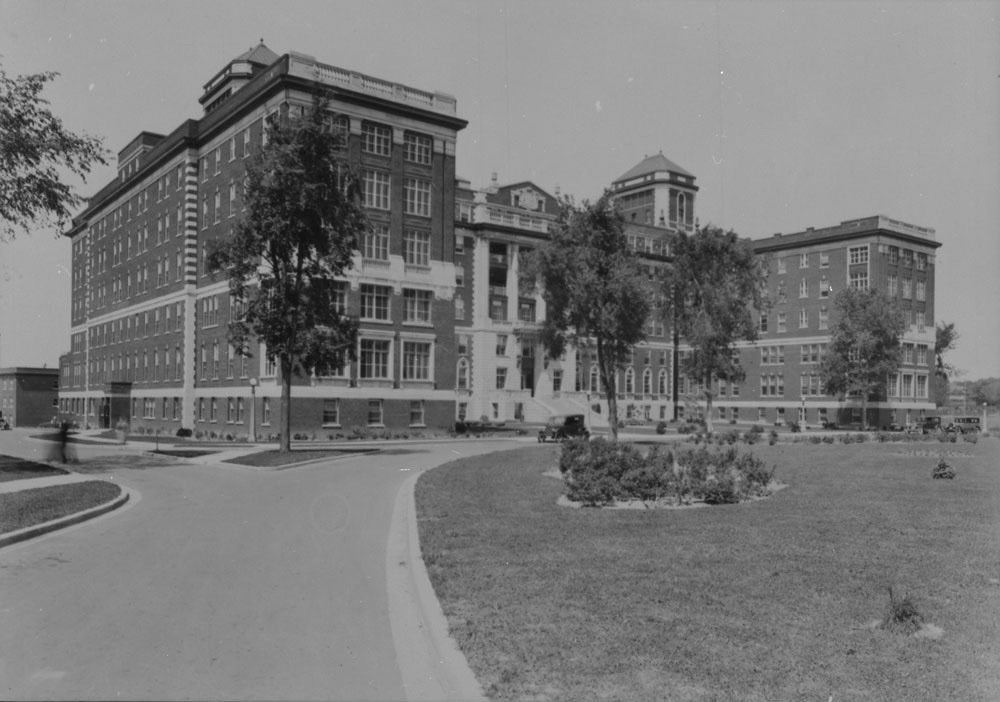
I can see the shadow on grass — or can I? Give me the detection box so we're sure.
[0,454,70,483]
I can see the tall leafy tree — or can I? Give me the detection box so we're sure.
[533,194,651,440]
[819,287,906,429]
[664,225,769,434]
[1,66,106,240]
[934,321,959,381]
[210,95,368,452]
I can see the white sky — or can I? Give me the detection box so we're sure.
[1,0,998,377]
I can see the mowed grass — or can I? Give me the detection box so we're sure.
[0,454,69,483]
[0,481,122,534]
[223,447,379,467]
[416,439,1000,701]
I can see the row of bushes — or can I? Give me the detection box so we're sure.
[559,439,776,507]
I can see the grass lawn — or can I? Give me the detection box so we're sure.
[223,447,379,467]
[0,455,69,483]
[0,481,122,534]
[416,439,1000,701]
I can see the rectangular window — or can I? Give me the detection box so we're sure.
[409,400,426,426]
[902,277,912,299]
[819,251,829,268]
[403,229,431,266]
[496,334,508,356]
[403,179,431,217]
[759,313,768,333]
[799,253,809,268]
[367,399,384,426]
[322,399,340,426]
[359,339,390,379]
[262,397,271,425]
[916,311,925,330]
[799,308,808,329]
[243,127,251,157]
[849,245,869,265]
[777,312,787,333]
[916,375,927,398]
[363,170,390,210]
[361,122,391,156]
[496,367,507,389]
[799,278,808,298]
[210,397,218,422]
[403,289,432,323]
[455,297,465,320]
[777,258,786,275]
[917,345,928,365]
[915,280,926,301]
[887,274,898,296]
[404,132,432,165]
[227,398,235,423]
[360,284,391,321]
[849,270,869,290]
[916,253,928,271]
[819,277,830,298]
[402,341,431,380]
[363,225,389,260]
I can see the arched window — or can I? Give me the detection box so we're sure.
[456,358,470,390]
[625,367,635,394]
[642,368,652,395]
[658,369,668,395]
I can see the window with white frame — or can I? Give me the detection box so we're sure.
[455,297,465,320]
[409,400,425,426]
[624,367,635,394]
[495,334,508,356]
[359,338,390,379]
[496,367,507,389]
[361,121,391,156]
[363,225,389,260]
[262,397,271,425]
[403,229,431,266]
[367,399,384,425]
[457,358,470,390]
[849,270,869,289]
[403,289,432,323]
[819,251,829,268]
[849,245,869,265]
[404,132,432,165]
[799,253,809,268]
[799,278,808,298]
[799,308,808,329]
[777,258,786,275]
[363,170,390,210]
[916,311,925,330]
[402,341,431,380]
[322,399,340,426]
[915,280,926,301]
[404,179,431,217]
[819,307,829,330]
[360,284,391,321]
[777,312,787,333]
[902,277,912,299]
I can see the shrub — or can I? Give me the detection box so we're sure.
[822,435,835,444]
[809,435,822,444]
[854,433,868,443]
[749,424,764,435]
[932,458,955,479]
[722,429,740,445]
[839,433,853,444]
[454,421,467,434]
[768,429,778,446]
[743,431,758,445]
[655,421,668,435]
[962,432,978,444]
[881,587,924,634]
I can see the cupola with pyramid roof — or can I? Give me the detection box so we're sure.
[610,151,698,231]
[200,41,280,114]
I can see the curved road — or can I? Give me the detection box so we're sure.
[0,432,523,700]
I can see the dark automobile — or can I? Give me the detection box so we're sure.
[919,416,942,434]
[538,414,590,442]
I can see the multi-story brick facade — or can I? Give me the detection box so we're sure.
[0,367,59,428]
[59,44,466,435]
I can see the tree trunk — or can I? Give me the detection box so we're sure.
[597,338,619,441]
[279,355,293,453]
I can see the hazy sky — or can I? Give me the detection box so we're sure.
[1,0,998,377]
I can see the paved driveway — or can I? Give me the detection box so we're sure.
[0,432,523,700]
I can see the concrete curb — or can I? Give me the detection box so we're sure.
[0,484,131,550]
[386,471,486,702]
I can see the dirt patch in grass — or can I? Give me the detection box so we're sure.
[417,440,1000,702]
[0,481,122,534]
[0,455,69,483]
[224,447,379,467]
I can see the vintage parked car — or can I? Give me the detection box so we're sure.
[919,416,942,434]
[0,418,11,430]
[947,416,982,434]
[538,414,590,442]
